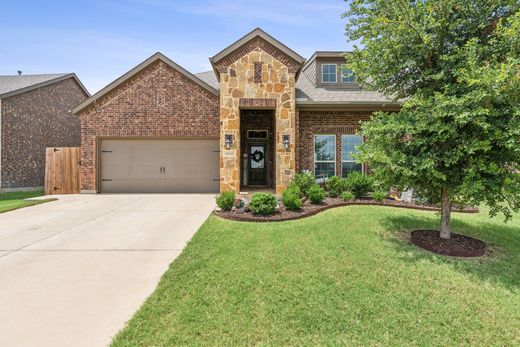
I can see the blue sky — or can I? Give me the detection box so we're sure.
[0,0,353,93]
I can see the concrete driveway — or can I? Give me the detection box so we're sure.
[0,194,215,347]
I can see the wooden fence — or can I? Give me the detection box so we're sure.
[44,147,81,195]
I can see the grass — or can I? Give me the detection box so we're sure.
[0,190,53,213]
[112,206,520,346]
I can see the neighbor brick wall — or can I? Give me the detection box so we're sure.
[78,60,219,191]
[1,78,87,188]
[297,110,372,176]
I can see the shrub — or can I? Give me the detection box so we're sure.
[327,176,347,198]
[282,185,302,210]
[292,172,315,196]
[215,191,235,210]
[372,190,387,202]
[345,172,374,199]
[249,193,278,215]
[341,191,355,202]
[308,184,325,204]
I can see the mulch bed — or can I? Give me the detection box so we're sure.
[214,197,478,223]
[411,229,487,257]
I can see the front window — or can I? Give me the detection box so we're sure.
[341,134,363,177]
[314,135,336,177]
[322,64,337,83]
[341,64,355,83]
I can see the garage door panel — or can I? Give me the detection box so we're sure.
[100,139,219,193]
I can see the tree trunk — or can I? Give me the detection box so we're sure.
[439,187,452,239]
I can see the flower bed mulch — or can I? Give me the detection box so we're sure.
[214,197,479,223]
[411,229,487,257]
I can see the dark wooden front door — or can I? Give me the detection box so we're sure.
[248,143,267,186]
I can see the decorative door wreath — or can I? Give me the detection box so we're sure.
[251,150,264,163]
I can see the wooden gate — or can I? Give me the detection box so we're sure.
[45,147,81,195]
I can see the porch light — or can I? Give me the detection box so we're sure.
[225,134,234,149]
[282,135,290,149]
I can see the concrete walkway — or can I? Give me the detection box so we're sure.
[0,194,215,347]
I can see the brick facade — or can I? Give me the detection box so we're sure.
[78,60,219,192]
[296,110,372,176]
[1,78,87,189]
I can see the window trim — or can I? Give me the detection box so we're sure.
[321,64,337,84]
[314,134,336,177]
[341,64,355,83]
[341,134,364,177]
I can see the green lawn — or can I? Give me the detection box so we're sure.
[0,190,53,213]
[112,206,520,346]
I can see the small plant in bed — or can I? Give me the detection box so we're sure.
[215,191,235,211]
[341,191,355,202]
[327,176,347,198]
[249,193,278,215]
[282,184,302,210]
[345,172,373,199]
[372,190,387,202]
[292,171,315,197]
[308,184,325,204]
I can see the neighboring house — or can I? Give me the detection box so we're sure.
[74,28,400,194]
[0,73,89,191]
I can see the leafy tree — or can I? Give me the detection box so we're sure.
[344,0,520,238]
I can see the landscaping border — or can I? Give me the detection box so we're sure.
[214,198,479,223]
[411,229,487,257]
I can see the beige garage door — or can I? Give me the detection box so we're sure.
[100,139,220,193]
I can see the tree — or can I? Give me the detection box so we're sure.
[344,0,520,239]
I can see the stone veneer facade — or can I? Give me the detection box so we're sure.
[216,46,298,194]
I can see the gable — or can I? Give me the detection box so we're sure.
[210,28,305,80]
[74,53,218,115]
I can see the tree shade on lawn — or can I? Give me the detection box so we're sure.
[112,206,520,346]
[343,1,520,239]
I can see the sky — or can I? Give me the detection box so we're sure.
[0,0,354,94]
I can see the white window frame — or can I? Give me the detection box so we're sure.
[341,64,355,83]
[321,64,337,83]
[341,134,364,177]
[314,134,336,177]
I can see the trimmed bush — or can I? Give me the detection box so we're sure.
[345,172,374,199]
[215,191,235,211]
[341,191,355,202]
[282,185,302,210]
[372,190,387,202]
[308,184,325,204]
[327,176,347,198]
[292,172,315,196]
[249,193,278,215]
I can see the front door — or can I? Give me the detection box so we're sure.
[248,143,267,186]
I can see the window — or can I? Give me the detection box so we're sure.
[341,64,355,83]
[322,64,337,83]
[314,135,336,177]
[341,135,363,177]
[247,130,268,139]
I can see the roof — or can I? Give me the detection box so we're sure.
[0,73,90,99]
[194,69,399,108]
[73,52,219,114]
[295,71,398,108]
